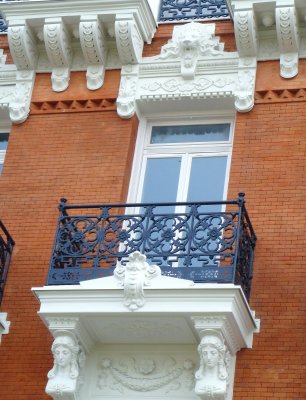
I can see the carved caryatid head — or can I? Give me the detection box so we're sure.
[48,331,80,380]
[195,330,229,399]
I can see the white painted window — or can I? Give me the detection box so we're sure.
[0,131,9,175]
[128,117,234,208]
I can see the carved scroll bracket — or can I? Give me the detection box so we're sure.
[44,17,72,92]
[9,69,35,124]
[235,57,257,113]
[115,14,144,65]
[8,20,38,70]
[79,16,107,90]
[0,313,10,343]
[276,5,299,78]
[234,9,258,58]
[117,64,138,119]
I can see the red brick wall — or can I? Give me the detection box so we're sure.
[0,24,305,400]
[228,61,306,399]
[0,70,138,400]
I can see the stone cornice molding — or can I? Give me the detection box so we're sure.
[117,22,257,118]
[229,0,304,78]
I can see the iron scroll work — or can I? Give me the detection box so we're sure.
[48,194,256,301]
[159,0,230,22]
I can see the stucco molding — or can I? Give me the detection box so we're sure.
[79,15,107,90]
[116,22,257,118]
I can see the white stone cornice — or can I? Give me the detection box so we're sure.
[79,15,107,90]
[44,18,72,92]
[115,14,144,65]
[8,20,38,70]
[276,4,299,78]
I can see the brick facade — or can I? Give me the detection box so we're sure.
[0,20,305,400]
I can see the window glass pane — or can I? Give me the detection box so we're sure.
[0,132,9,151]
[141,157,181,212]
[151,124,230,144]
[187,156,227,211]
[0,163,3,175]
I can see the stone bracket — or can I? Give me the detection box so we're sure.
[234,9,258,57]
[275,5,299,78]
[44,18,72,92]
[9,70,35,124]
[79,15,107,90]
[8,20,38,70]
[115,14,144,65]
[235,57,257,113]
[117,64,138,119]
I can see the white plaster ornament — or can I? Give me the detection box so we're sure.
[195,330,230,400]
[46,331,83,400]
[114,251,161,311]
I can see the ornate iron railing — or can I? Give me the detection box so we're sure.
[48,193,256,300]
[0,220,15,305]
[159,0,230,22]
[0,14,8,33]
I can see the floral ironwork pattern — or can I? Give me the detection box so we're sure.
[159,0,230,22]
[0,220,15,305]
[48,194,256,301]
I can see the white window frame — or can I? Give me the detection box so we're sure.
[127,115,235,206]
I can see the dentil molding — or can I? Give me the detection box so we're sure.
[117,22,257,118]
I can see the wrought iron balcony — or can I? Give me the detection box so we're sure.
[0,220,15,305]
[48,193,256,301]
[159,0,230,22]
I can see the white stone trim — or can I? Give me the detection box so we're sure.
[117,22,257,119]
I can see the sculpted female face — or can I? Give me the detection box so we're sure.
[202,344,219,368]
[54,345,72,368]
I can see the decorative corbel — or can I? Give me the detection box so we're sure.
[234,9,258,58]
[192,317,238,400]
[115,14,144,65]
[235,57,257,113]
[8,20,38,70]
[117,64,138,119]
[79,15,107,90]
[275,5,299,78]
[44,18,72,92]
[9,70,35,124]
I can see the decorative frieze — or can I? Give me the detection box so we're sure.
[31,98,116,115]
